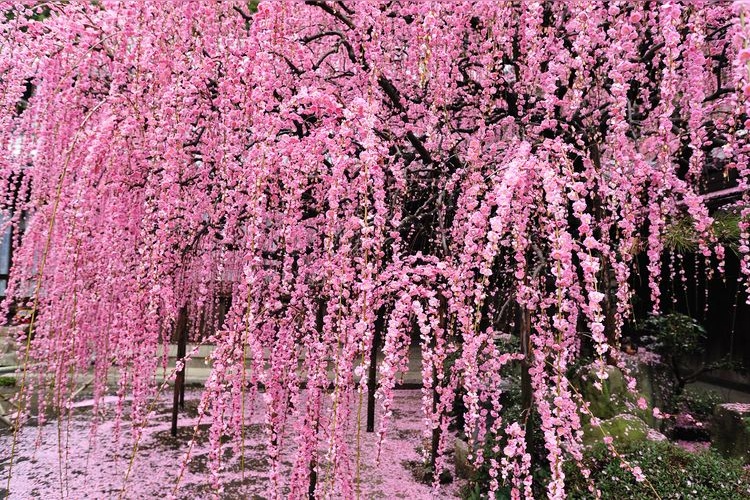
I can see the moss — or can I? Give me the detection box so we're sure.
[575,364,654,426]
[582,414,649,448]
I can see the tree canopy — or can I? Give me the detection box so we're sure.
[1,1,749,498]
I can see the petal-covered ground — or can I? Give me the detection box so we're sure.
[0,389,463,499]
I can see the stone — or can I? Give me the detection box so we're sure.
[577,364,627,420]
[711,403,750,464]
[454,438,476,480]
[646,428,668,442]
[0,326,19,367]
[576,363,655,427]
[622,357,660,408]
[672,412,710,442]
[583,414,650,447]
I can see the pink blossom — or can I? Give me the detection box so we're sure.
[0,1,745,498]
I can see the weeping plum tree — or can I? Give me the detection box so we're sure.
[1,0,750,498]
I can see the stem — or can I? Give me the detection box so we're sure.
[6,99,106,494]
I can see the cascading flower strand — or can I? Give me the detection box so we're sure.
[1,1,748,498]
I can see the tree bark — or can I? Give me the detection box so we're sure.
[366,306,385,433]
[308,297,326,499]
[520,307,533,422]
[431,297,448,478]
[171,305,188,437]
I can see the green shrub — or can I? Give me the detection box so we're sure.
[0,375,15,387]
[639,313,706,360]
[565,441,750,499]
[635,313,739,400]
[677,388,723,420]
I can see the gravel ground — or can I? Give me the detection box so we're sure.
[0,388,463,499]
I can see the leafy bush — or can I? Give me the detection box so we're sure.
[565,441,750,499]
[677,388,723,421]
[639,313,706,359]
[635,313,739,398]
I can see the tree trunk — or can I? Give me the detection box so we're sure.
[171,305,188,437]
[520,307,533,421]
[308,298,326,499]
[366,307,385,433]
[431,297,448,478]
[603,261,619,364]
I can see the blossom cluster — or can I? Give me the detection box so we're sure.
[0,1,747,498]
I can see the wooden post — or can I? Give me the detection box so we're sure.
[179,308,191,409]
[430,377,440,476]
[366,307,385,433]
[171,306,188,437]
[430,297,447,478]
[308,459,317,500]
[520,306,533,424]
[308,298,326,499]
